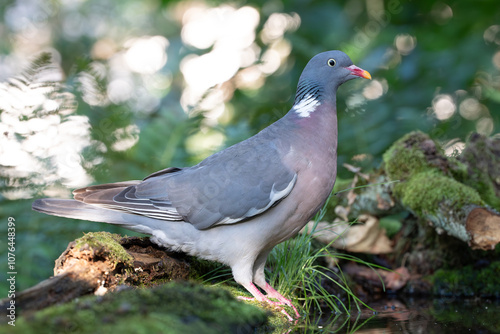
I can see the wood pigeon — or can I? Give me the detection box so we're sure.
[33,50,371,318]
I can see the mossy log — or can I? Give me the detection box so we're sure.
[383,132,500,250]
[1,232,217,316]
[6,282,268,334]
[323,132,500,251]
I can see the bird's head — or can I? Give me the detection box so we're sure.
[299,50,371,91]
[291,51,371,117]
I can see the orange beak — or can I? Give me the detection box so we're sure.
[346,65,372,79]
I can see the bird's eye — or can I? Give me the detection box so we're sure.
[327,58,336,67]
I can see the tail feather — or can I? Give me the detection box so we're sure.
[32,198,157,236]
[33,198,118,222]
[32,178,185,238]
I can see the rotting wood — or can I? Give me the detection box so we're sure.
[0,234,192,315]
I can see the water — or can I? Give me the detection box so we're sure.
[294,298,500,333]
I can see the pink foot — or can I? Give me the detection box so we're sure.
[262,283,300,318]
[238,282,300,321]
[237,295,294,321]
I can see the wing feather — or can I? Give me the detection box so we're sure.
[71,128,297,229]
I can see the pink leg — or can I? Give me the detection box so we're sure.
[260,282,300,318]
[237,282,295,321]
[250,251,301,318]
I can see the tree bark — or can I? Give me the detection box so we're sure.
[1,233,194,315]
[321,131,500,251]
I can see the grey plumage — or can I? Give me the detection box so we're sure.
[33,50,370,318]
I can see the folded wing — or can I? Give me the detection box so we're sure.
[73,139,297,230]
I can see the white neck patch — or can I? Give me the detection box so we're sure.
[292,94,321,118]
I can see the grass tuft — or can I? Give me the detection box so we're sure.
[266,193,375,317]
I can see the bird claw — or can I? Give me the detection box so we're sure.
[262,283,301,318]
[280,299,300,319]
[237,295,299,322]
[268,294,300,318]
[238,282,300,321]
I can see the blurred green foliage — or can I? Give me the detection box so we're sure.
[0,0,499,291]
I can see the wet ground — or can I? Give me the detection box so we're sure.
[293,298,500,333]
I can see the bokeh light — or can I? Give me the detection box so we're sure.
[124,36,169,75]
[0,56,93,199]
[476,117,494,136]
[459,97,482,120]
[363,79,387,100]
[443,139,465,157]
[484,25,500,44]
[394,34,417,55]
[431,2,453,25]
[432,94,456,120]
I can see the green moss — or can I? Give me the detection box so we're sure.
[383,131,436,181]
[11,282,269,334]
[461,169,500,211]
[448,156,469,181]
[452,134,500,210]
[397,170,484,217]
[450,147,500,210]
[383,132,485,221]
[75,232,133,267]
[384,132,497,215]
[222,285,291,333]
[433,266,476,297]
[433,261,500,297]
[472,178,500,209]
